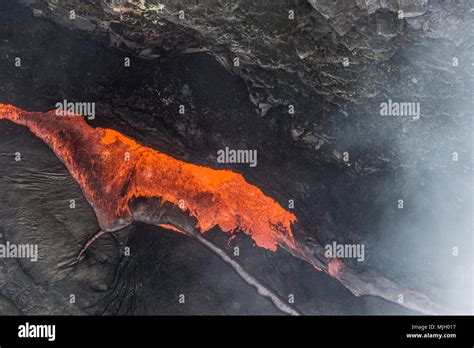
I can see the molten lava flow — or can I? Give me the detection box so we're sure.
[0,104,297,252]
[0,104,447,315]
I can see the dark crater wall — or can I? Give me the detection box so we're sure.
[0,0,471,314]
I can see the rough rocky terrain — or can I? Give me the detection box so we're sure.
[0,0,472,314]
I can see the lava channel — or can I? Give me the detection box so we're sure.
[0,104,447,315]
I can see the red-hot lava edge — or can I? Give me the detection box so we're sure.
[0,104,447,315]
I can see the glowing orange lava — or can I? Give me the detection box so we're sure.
[158,224,187,235]
[328,258,343,279]
[0,104,449,315]
[0,104,297,252]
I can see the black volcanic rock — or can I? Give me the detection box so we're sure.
[0,0,471,314]
[18,0,473,167]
